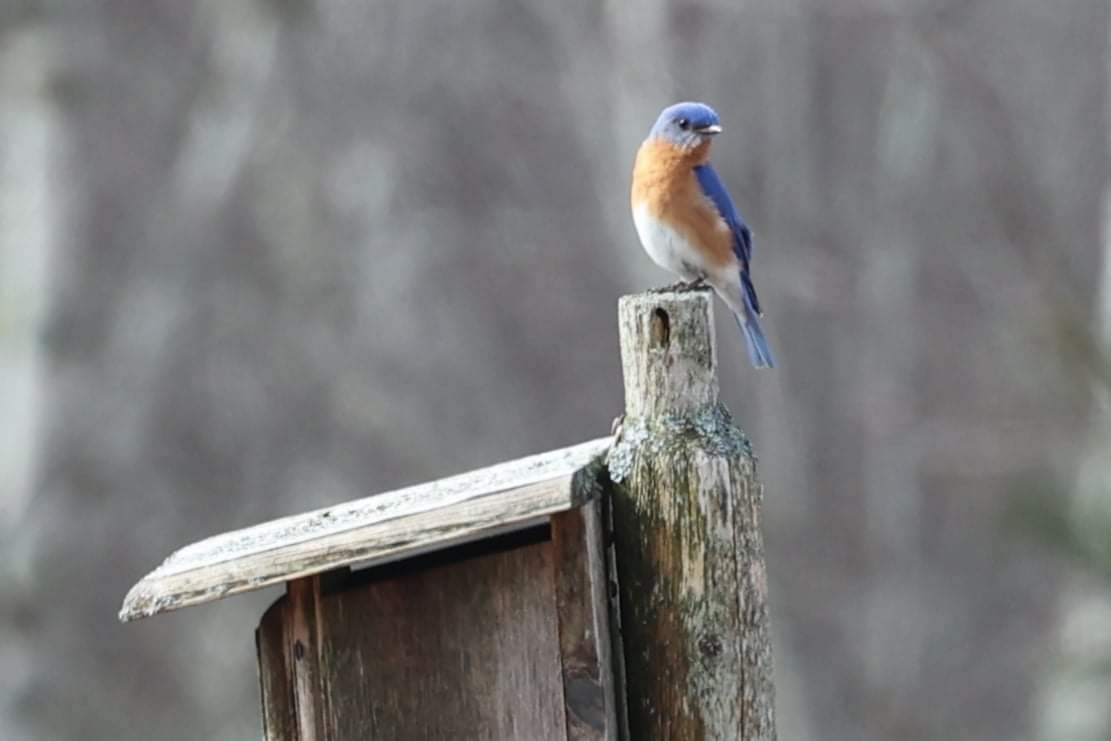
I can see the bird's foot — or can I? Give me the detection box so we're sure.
[650,277,707,294]
[678,277,708,292]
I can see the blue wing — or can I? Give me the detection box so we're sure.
[694,163,752,264]
[694,163,761,316]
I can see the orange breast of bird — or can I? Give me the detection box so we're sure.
[631,137,736,269]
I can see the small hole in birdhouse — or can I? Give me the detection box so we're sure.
[650,308,670,348]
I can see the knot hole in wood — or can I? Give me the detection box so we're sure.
[650,308,670,349]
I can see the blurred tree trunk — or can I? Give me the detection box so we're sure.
[1037,14,1111,738]
[0,21,57,741]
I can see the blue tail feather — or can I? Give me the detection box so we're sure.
[736,296,775,368]
[741,269,762,316]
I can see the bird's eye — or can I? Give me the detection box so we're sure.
[677,118,690,130]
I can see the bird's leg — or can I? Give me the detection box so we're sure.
[670,276,707,292]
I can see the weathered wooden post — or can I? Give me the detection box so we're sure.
[607,288,776,740]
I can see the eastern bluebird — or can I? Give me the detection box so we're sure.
[631,101,775,368]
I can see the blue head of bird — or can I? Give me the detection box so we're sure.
[648,101,723,151]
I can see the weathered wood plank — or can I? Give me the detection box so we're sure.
[286,577,326,741]
[257,595,295,740]
[120,437,611,621]
[551,499,619,740]
[258,536,570,739]
[608,289,777,741]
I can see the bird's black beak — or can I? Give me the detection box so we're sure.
[695,124,723,135]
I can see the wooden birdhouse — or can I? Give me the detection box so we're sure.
[120,438,619,739]
[121,290,778,741]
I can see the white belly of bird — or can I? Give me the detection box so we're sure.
[632,204,713,281]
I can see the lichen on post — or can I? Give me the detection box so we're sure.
[608,288,776,741]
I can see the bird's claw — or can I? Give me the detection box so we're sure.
[650,277,707,294]
[678,277,707,292]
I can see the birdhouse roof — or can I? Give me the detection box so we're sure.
[119,437,611,622]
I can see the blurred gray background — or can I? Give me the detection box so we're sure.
[3,1,1111,739]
